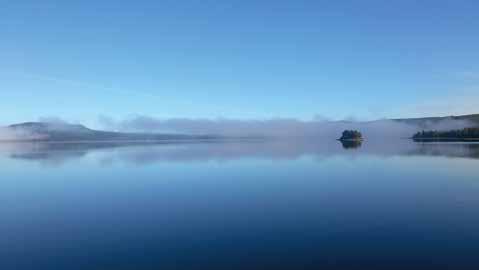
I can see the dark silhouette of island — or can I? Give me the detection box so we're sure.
[412,128,479,142]
[4,122,221,142]
[338,130,363,142]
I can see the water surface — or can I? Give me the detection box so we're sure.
[1,140,479,269]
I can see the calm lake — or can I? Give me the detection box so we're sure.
[1,140,479,269]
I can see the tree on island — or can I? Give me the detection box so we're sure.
[339,130,363,141]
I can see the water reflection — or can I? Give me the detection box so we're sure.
[0,139,478,167]
[340,140,362,149]
[2,140,479,270]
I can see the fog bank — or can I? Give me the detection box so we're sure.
[0,127,48,141]
[99,115,475,139]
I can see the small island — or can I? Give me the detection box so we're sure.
[338,130,363,142]
[412,128,479,142]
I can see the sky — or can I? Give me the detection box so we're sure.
[1,0,478,127]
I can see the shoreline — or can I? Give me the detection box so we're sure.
[412,138,479,142]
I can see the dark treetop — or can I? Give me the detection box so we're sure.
[339,130,363,141]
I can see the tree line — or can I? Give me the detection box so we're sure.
[413,128,479,139]
[339,130,363,140]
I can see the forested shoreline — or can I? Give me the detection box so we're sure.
[412,128,479,141]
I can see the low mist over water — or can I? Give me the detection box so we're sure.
[99,115,476,139]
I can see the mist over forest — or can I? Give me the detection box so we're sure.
[0,114,478,142]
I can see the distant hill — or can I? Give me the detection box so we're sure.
[4,122,219,142]
[392,114,479,128]
[2,114,479,142]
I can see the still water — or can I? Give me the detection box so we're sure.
[1,140,479,269]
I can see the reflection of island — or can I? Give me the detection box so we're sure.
[340,140,362,149]
[413,128,479,142]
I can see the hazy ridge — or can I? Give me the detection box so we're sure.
[1,114,478,142]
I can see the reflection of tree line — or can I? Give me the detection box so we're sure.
[3,142,181,167]
[1,140,479,167]
[408,142,479,159]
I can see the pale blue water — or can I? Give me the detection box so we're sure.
[1,140,479,269]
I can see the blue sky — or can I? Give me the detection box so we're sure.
[1,0,478,127]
